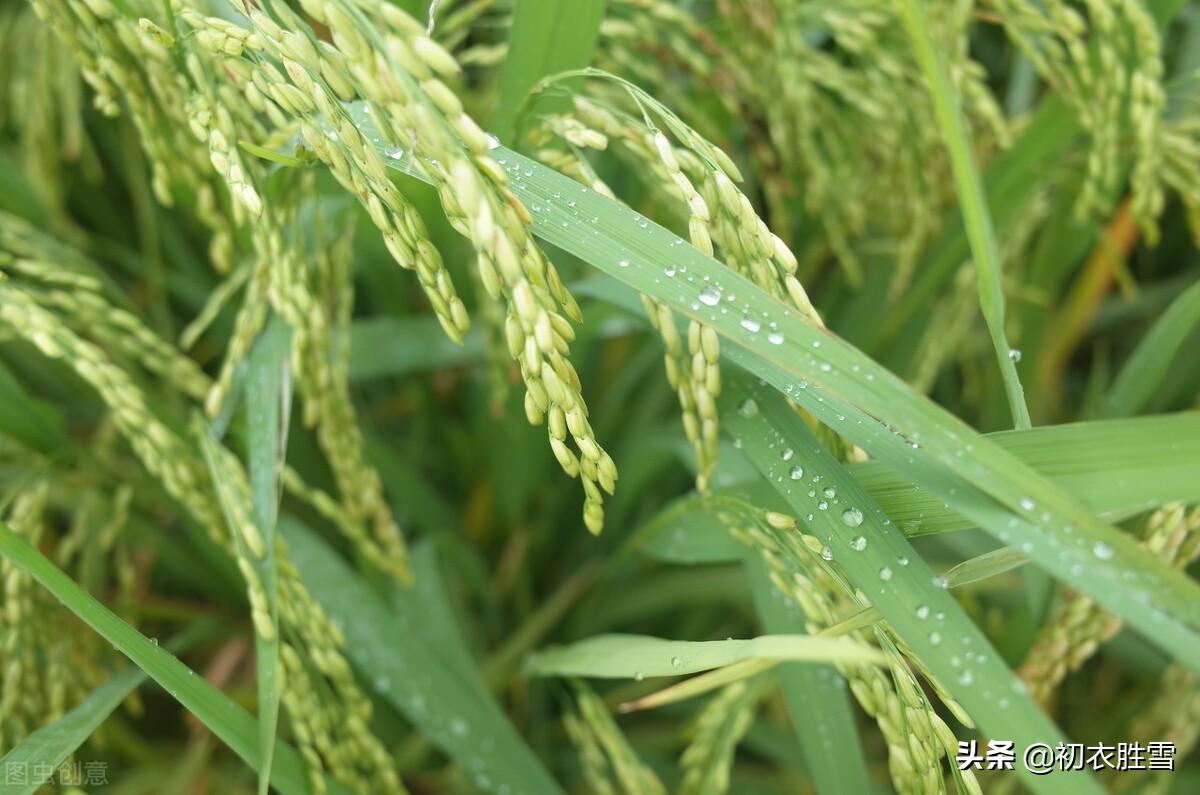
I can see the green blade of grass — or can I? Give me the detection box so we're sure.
[617,658,777,713]
[0,667,145,795]
[355,104,1200,670]
[525,633,888,679]
[854,413,1200,536]
[721,375,1102,795]
[744,554,873,795]
[898,0,1029,429]
[0,623,212,795]
[493,0,607,142]
[638,412,1200,564]
[279,517,566,795]
[0,520,346,795]
[1101,277,1200,418]
[243,315,292,795]
[871,0,1188,360]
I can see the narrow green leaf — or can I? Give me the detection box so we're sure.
[0,520,346,795]
[853,413,1200,536]
[280,517,565,795]
[243,315,292,795]
[722,376,1102,795]
[636,413,1200,565]
[493,0,607,142]
[525,633,887,679]
[898,0,1029,429]
[1101,277,1200,418]
[0,667,144,795]
[744,554,873,795]
[0,625,211,795]
[618,658,777,713]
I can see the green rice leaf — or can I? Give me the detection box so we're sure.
[243,315,292,795]
[898,0,1029,429]
[493,0,607,142]
[525,633,888,679]
[0,667,144,795]
[744,555,872,795]
[636,412,1200,564]
[1101,277,1200,418]
[722,375,1102,795]
[0,520,346,795]
[280,517,565,795]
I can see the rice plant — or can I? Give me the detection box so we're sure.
[1,0,1199,793]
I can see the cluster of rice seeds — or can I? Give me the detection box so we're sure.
[596,0,724,132]
[275,550,404,795]
[732,514,979,795]
[1159,120,1200,243]
[0,480,125,752]
[1018,503,1200,705]
[0,280,400,791]
[181,0,616,533]
[715,0,1006,293]
[539,90,818,489]
[0,4,94,213]
[197,428,278,644]
[30,0,239,273]
[1,483,60,749]
[1112,664,1200,795]
[285,217,412,580]
[988,0,1169,234]
[203,424,402,795]
[0,283,231,543]
[567,682,668,795]
[678,673,773,795]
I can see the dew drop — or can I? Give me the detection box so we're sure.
[820,545,834,561]
[738,398,759,418]
[850,535,867,551]
[789,465,804,480]
[618,258,630,268]
[1092,541,1114,560]
[781,448,794,461]
[670,656,682,668]
[879,566,893,581]
[768,331,785,345]
[929,631,942,645]
[698,285,721,306]
[841,507,863,527]
[817,500,829,511]
[1008,348,1022,362]
[916,605,930,619]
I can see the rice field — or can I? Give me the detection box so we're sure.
[0,1,1199,793]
